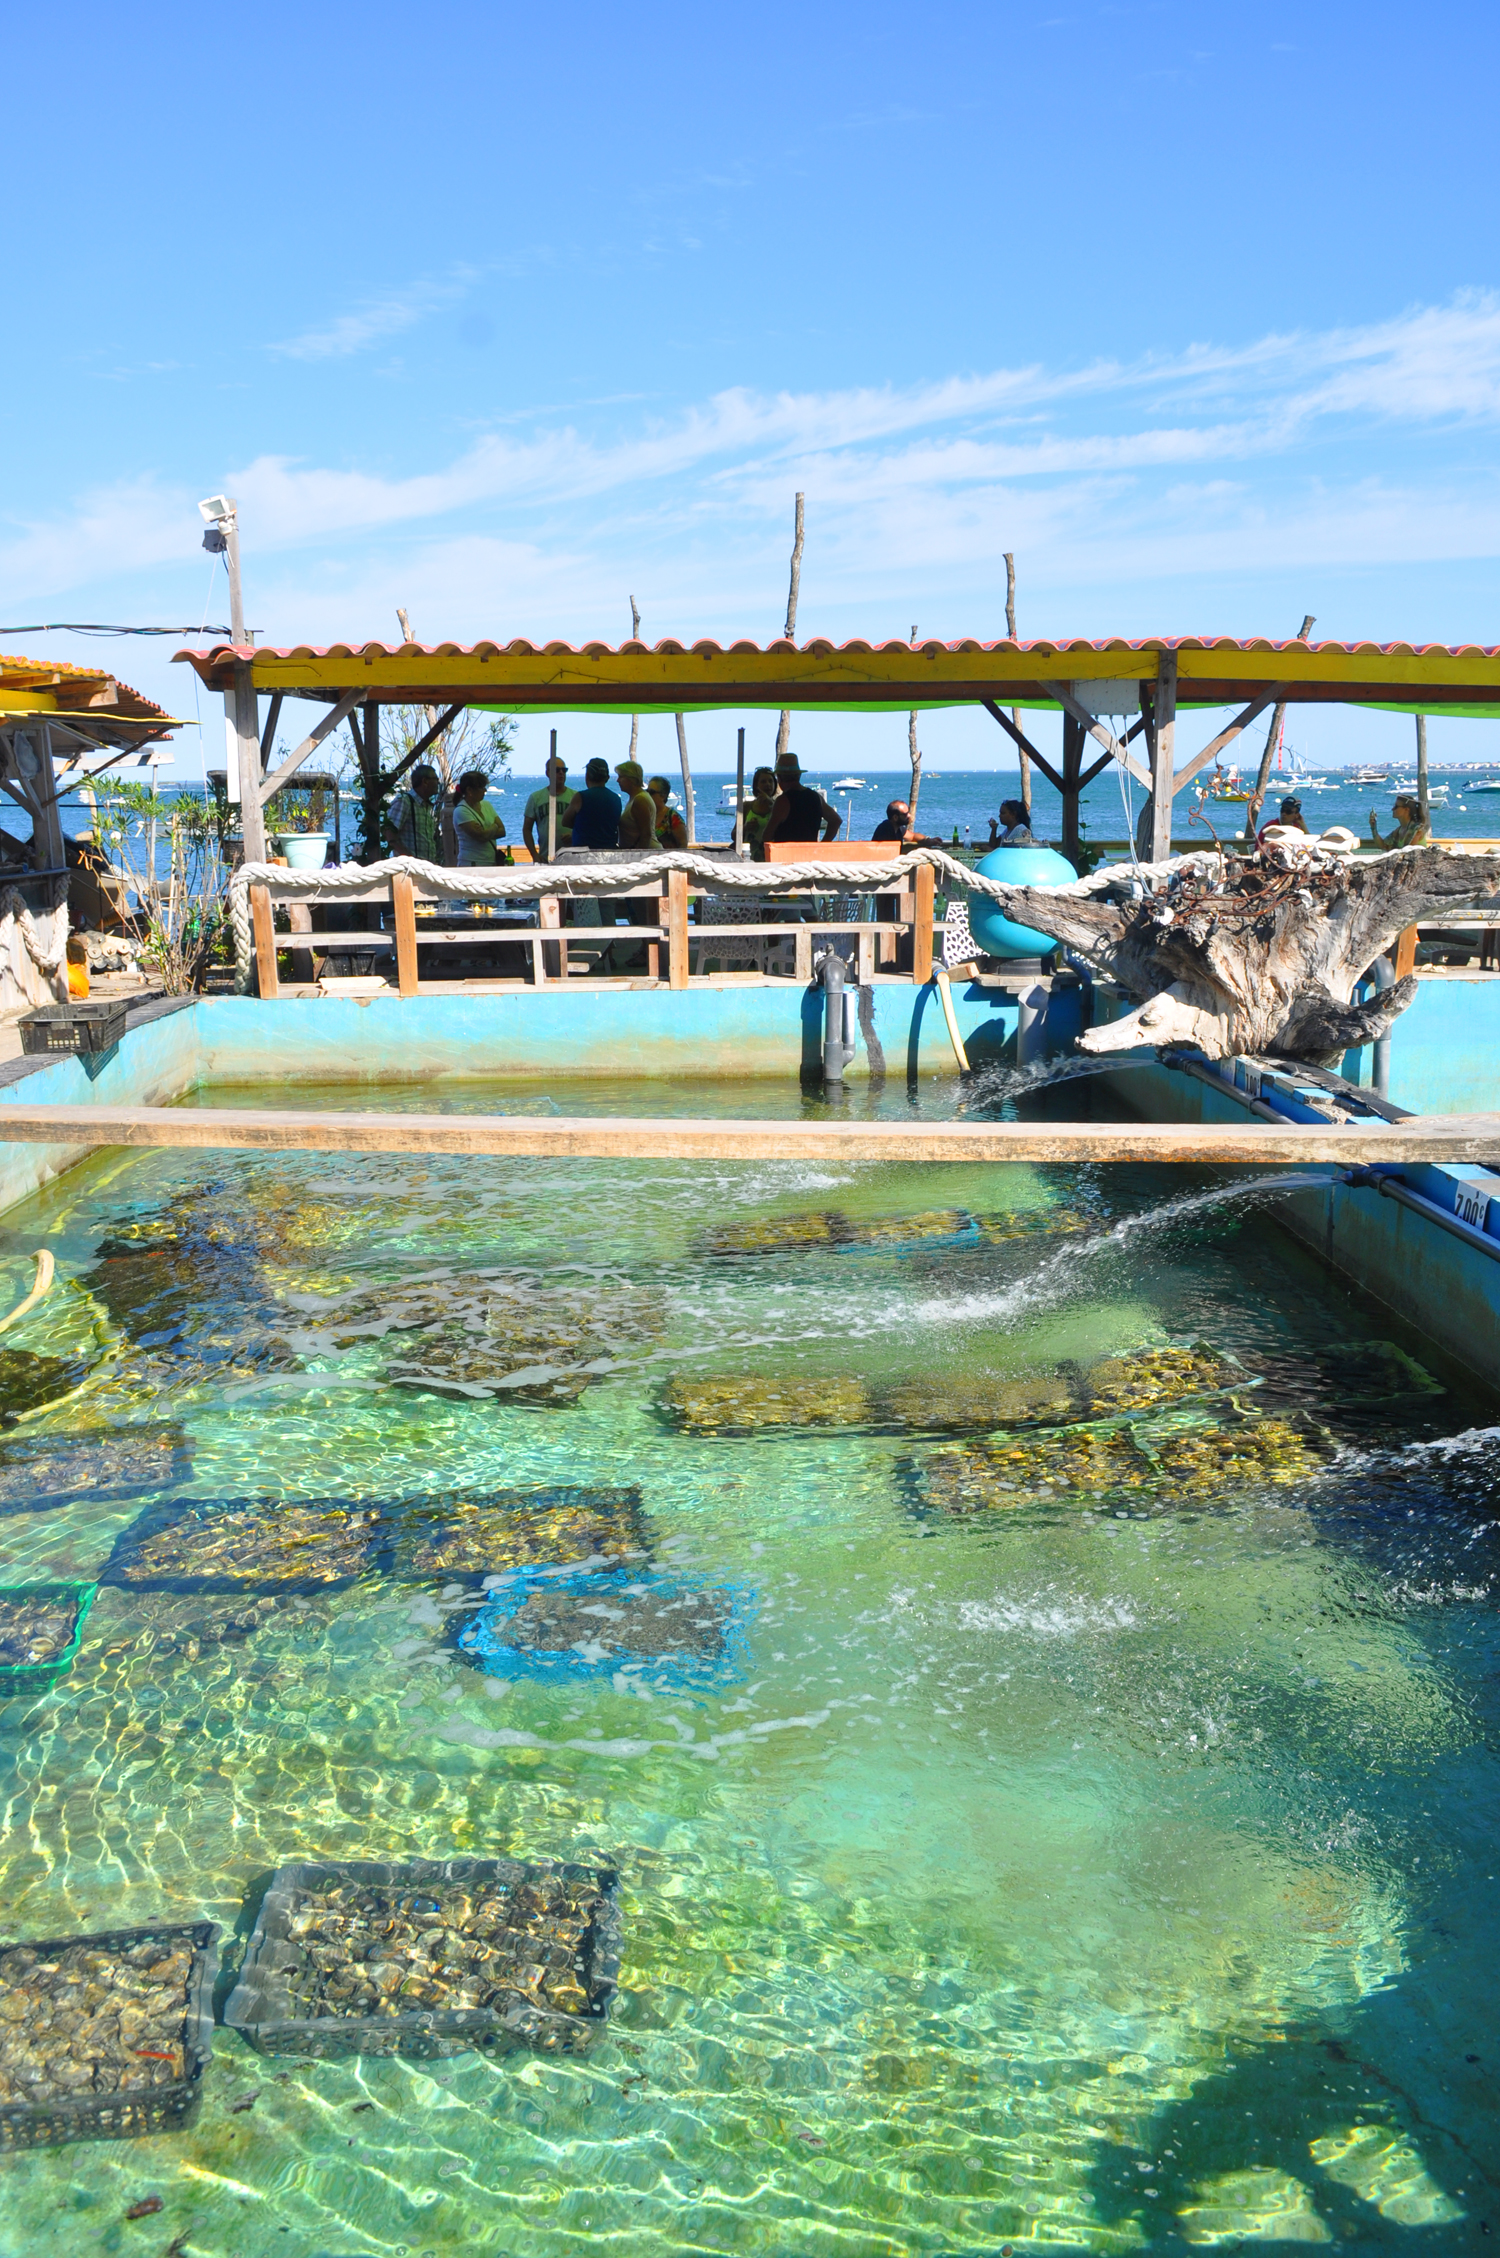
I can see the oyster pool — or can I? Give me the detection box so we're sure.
[0,1083,1495,2254]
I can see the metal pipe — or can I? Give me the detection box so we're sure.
[1371,954,1394,1100]
[1343,1166,1500,1264]
[821,952,855,1082]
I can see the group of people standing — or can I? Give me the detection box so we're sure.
[381,757,691,868]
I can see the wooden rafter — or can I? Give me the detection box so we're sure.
[1038,681,1152,789]
[257,688,364,806]
[980,700,1065,792]
[1172,686,1289,791]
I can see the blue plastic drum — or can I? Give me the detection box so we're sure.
[967,845,1078,957]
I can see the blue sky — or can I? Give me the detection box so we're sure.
[6,0,1500,776]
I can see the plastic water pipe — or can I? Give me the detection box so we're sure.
[1016,982,1049,1068]
[821,953,856,1082]
[933,967,971,1073]
[1371,955,1394,1100]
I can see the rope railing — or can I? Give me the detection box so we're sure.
[227,847,1201,993]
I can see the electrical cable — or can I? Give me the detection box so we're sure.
[0,624,233,638]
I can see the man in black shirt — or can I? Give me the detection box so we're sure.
[872,799,940,847]
[760,757,841,853]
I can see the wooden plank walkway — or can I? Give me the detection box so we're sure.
[0,1104,1496,1164]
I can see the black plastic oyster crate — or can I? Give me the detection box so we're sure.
[18,1001,128,1056]
[0,1425,191,1516]
[224,1856,622,2061]
[0,1919,220,2150]
[99,1495,387,1596]
[387,1485,650,1582]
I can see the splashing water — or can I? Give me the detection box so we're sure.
[0,1102,1489,2254]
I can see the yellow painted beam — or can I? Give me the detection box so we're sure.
[172,637,1500,715]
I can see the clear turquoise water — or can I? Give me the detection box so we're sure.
[0,1088,1496,2254]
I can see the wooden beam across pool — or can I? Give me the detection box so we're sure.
[0,1103,1498,1164]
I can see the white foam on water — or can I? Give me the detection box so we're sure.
[956,1592,1141,1638]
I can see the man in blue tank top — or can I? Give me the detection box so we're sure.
[567,759,623,850]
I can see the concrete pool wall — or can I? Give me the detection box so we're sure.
[0,973,1495,1383]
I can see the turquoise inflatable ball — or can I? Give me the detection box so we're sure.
[967,845,1078,957]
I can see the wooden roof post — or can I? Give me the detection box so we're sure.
[236,666,266,865]
[1150,649,1177,866]
[1060,712,1085,867]
[357,700,383,864]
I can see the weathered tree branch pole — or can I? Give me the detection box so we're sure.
[907,623,923,823]
[971,842,1500,1063]
[628,595,641,765]
[1243,614,1316,840]
[1004,552,1029,817]
[775,494,805,764]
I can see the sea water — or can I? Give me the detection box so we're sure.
[0,1086,1495,2253]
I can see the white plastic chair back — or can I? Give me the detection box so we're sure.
[943,896,976,969]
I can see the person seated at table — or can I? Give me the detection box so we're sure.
[1369,792,1431,848]
[987,798,1033,845]
[522,756,577,860]
[761,757,841,852]
[649,776,688,849]
[451,770,506,866]
[740,766,778,855]
[615,760,659,851]
[385,763,442,861]
[567,757,623,850]
[872,798,940,846]
[1258,794,1308,844]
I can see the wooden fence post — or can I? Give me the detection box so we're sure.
[1393,924,1419,980]
[912,864,935,984]
[857,924,875,987]
[250,884,280,1000]
[667,868,690,990]
[391,872,418,998]
[539,894,566,979]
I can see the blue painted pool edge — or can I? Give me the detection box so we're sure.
[1102,1050,1500,1390]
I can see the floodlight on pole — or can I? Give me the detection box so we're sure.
[197,493,255,836]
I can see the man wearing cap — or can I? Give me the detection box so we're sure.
[1257,793,1309,842]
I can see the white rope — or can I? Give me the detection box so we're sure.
[0,887,66,977]
[227,848,1211,991]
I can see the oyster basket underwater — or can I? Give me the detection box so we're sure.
[0,1919,220,2151]
[99,1495,387,1596]
[225,1856,622,2061]
[0,1580,98,1697]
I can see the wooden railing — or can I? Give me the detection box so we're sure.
[247,864,939,999]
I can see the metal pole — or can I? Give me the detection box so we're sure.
[734,726,745,855]
[547,728,558,862]
[221,505,266,864]
[1416,713,1429,825]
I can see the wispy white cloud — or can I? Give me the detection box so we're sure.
[268,267,481,361]
[6,293,1500,636]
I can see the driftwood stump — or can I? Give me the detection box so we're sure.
[977,842,1500,1064]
